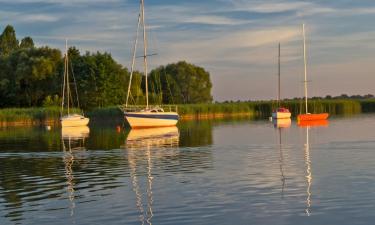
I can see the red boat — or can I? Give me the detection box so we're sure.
[297,24,329,122]
[297,113,329,121]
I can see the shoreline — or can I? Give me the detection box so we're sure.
[0,99,373,127]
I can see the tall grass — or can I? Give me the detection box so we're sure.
[0,107,80,126]
[0,99,369,126]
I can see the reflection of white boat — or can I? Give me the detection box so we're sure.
[273,118,291,128]
[61,126,89,217]
[126,126,179,148]
[62,126,90,140]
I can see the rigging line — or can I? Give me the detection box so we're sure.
[61,50,67,116]
[126,4,142,107]
[69,58,81,112]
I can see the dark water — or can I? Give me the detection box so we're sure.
[1,115,375,224]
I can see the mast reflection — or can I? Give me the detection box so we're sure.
[125,127,179,225]
[299,119,328,216]
[273,118,290,197]
[61,125,90,217]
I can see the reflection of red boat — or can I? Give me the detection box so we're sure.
[273,118,291,128]
[297,113,329,121]
[297,119,329,127]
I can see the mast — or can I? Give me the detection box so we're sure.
[278,43,281,107]
[65,39,70,115]
[302,24,308,114]
[141,0,149,109]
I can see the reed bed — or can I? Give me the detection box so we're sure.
[0,107,80,126]
[0,99,370,126]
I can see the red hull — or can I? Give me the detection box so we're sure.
[297,113,329,121]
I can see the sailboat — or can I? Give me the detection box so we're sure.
[120,0,179,129]
[272,43,291,119]
[60,40,89,127]
[297,24,329,121]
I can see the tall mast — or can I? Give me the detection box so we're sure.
[65,39,70,115]
[302,24,308,114]
[141,0,149,109]
[278,43,281,107]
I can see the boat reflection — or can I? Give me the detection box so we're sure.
[273,118,290,197]
[298,119,328,127]
[273,118,291,128]
[61,126,90,217]
[125,127,179,225]
[126,126,179,148]
[304,126,312,216]
[62,126,90,140]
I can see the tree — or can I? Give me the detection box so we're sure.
[149,61,213,104]
[20,37,34,49]
[0,25,19,56]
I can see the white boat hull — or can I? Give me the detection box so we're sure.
[272,112,291,119]
[61,114,89,127]
[124,112,178,128]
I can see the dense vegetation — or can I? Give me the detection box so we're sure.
[0,25,213,109]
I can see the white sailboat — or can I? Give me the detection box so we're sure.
[120,0,179,129]
[60,39,89,127]
[272,43,291,119]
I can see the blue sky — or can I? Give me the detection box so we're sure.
[1,0,375,101]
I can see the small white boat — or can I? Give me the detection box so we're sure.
[272,108,291,119]
[61,114,89,127]
[60,40,89,127]
[272,43,291,120]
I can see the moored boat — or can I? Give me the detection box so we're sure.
[120,0,179,128]
[272,43,291,119]
[297,24,329,121]
[60,40,89,127]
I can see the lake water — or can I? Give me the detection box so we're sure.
[1,114,375,225]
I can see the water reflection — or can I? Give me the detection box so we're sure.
[61,126,89,217]
[274,122,289,197]
[273,118,291,128]
[125,127,180,225]
[300,120,328,216]
[304,126,312,216]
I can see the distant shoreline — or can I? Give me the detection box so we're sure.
[0,99,374,126]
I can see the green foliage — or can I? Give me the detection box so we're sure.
[149,61,213,104]
[20,37,34,49]
[0,25,19,56]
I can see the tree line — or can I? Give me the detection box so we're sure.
[0,25,213,109]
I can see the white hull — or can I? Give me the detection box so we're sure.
[272,112,291,119]
[61,114,89,127]
[125,112,178,128]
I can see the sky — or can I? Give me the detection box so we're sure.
[1,0,375,101]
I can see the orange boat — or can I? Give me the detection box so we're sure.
[297,113,329,121]
[297,24,329,121]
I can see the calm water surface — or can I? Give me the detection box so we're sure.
[1,115,375,224]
